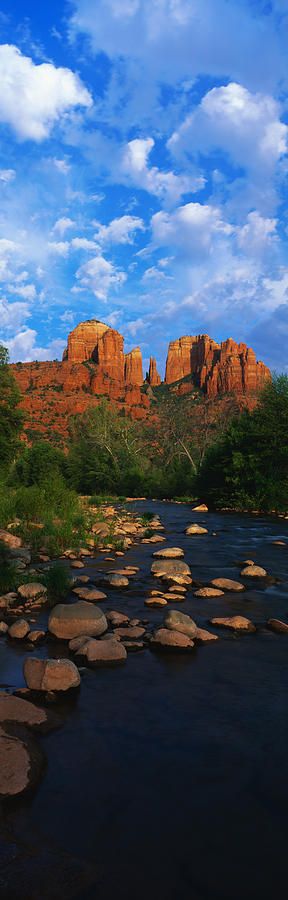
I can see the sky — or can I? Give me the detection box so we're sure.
[0,1,288,377]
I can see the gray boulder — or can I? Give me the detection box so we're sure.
[164,609,198,638]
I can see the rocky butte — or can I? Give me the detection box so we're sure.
[10,320,271,442]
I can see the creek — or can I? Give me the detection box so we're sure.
[1,501,288,900]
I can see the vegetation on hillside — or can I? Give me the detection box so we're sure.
[1,341,287,522]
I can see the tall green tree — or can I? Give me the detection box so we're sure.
[197,374,288,512]
[0,345,24,471]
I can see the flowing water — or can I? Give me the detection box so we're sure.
[1,502,288,900]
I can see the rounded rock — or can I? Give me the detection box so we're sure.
[194,587,224,598]
[210,578,245,592]
[76,638,127,666]
[48,600,107,640]
[186,524,208,535]
[8,618,30,639]
[18,583,47,602]
[210,616,256,633]
[152,547,184,559]
[164,609,198,638]
[240,565,267,577]
[150,628,194,650]
[23,657,81,691]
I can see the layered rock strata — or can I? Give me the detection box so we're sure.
[165,334,270,398]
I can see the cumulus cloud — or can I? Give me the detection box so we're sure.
[93,214,145,245]
[0,296,31,334]
[71,237,98,251]
[7,282,37,301]
[237,211,278,256]
[121,138,203,203]
[74,254,126,301]
[69,0,286,95]
[151,201,234,260]
[0,44,92,141]
[48,241,70,256]
[0,239,19,280]
[169,83,288,178]
[5,328,66,362]
[53,217,76,236]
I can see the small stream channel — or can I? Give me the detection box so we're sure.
[1,501,288,900]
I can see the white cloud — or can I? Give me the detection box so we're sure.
[69,0,286,96]
[121,138,203,203]
[0,239,19,280]
[53,216,76,236]
[237,211,278,255]
[0,296,31,334]
[74,254,126,301]
[5,328,66,362]
[7,283,37,301]
[71,237,98,251]
[169,83,288,177]
[53,158,71,174]
[151,201,234,259]
[94,214,145,245]
[48,241,70,256]
[0,44,92,141]
[0,169,16,183]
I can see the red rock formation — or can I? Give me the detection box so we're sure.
[10,321,271,443]
[165,334,270,398]
[146,357,161,386]
[124,348,143,385]
[63,320,110,362]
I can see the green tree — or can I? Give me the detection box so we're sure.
[197,374,288,512]
[0,345,24,472]
[14,440,66,486]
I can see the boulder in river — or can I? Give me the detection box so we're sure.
[151,559,191,578]
[23,657,81,691]
[186,524,208,535]
[100,574,129,588]
[72,587,107,602]
[76,637,127,666]
[152,547,184,559]
[210,616,256,633]
[8,618,30,639]
[150,628,195,651]
[0,691,57,732]
[267,618,288,634]
[0,725,46,798]
[17,583,47,602]
[240,565,267,577]
[210,578,245,592]
[164,609,198,638]
[48,600,107,640]
[194,587,224,598]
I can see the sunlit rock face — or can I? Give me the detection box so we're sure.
[10,320,271,442]
[165,334,271,397]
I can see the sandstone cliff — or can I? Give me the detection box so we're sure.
[165,335,270,398]
[146,357,161,386]
[10,320,271,443]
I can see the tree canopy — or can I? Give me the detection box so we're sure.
[0,345,24,471]
[197,374,288,512]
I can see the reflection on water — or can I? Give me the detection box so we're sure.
[3,503,288,900]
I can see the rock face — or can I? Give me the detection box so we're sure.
[147,357,161,386]
[165,334,271,398]
[10,320,271,442]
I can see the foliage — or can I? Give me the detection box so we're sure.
[14,440,66,487]
[0,540,20,593]
[42,561,73,602]
[197,374,288,512]
[0,344,24,473]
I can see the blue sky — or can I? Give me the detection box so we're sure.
[0,0,288,377]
